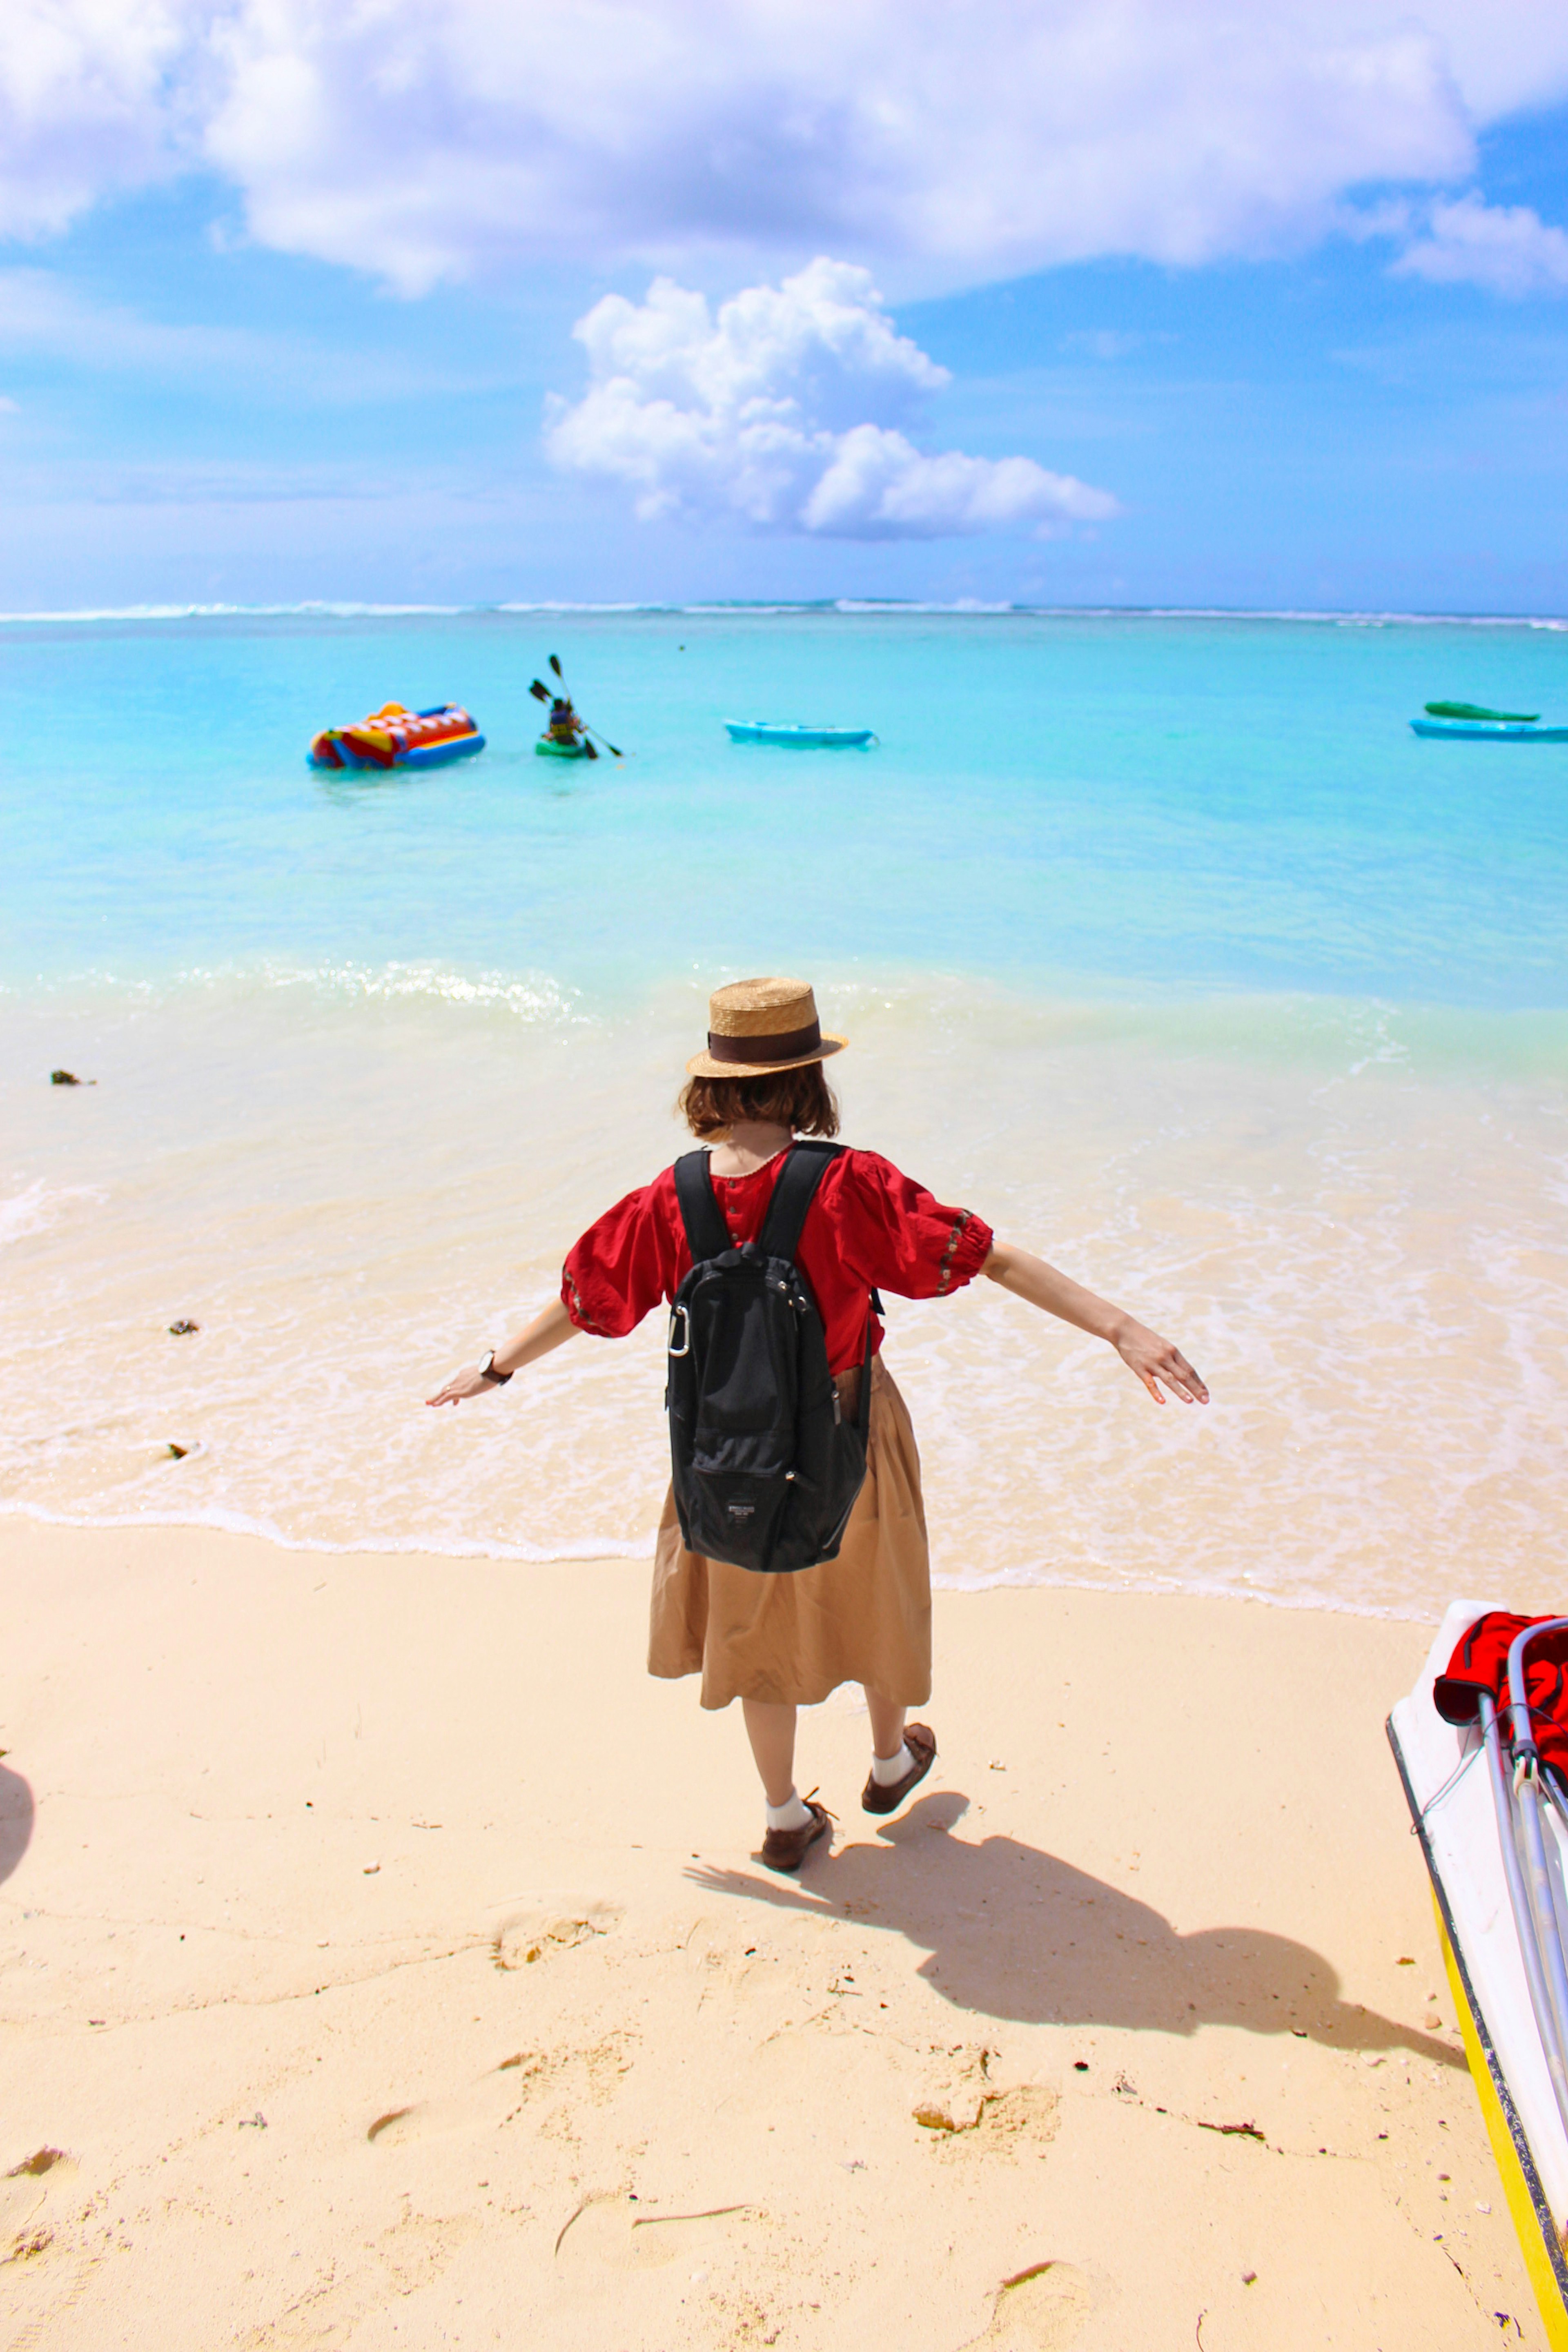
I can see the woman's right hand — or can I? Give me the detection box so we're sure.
[425,1365,499,1408]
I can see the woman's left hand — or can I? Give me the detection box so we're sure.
[1114,1322,1209,1405]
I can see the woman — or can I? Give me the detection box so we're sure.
[428,978,1207,1871]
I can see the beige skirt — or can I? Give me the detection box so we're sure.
[648,1357,931,1711]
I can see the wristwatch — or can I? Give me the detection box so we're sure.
[478,1350,512,1385]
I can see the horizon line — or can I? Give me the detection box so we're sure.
[0,598,1565,629]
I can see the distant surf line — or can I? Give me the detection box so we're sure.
[0,601,1564,628]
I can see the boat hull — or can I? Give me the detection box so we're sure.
[535,736,592,759]
[311,733,484,771]
[1389,1603,1568,2346]
[725,721,875,747]
[1433,1894,1568,2348]
[1411,719,1568,741]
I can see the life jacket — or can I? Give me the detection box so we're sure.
[1434,1609,1568,1775]
[665,1141,875,1574]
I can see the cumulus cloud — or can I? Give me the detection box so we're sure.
[0,0,187,240]
[4,2,1568,292]
[1393,194,1568,296]
[545,260,1118,539]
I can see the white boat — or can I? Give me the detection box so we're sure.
[1389,1601,1568,2345]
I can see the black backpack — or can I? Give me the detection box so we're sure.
[666,1141,875,1573]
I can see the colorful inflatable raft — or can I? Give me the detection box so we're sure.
[309,704,485,771]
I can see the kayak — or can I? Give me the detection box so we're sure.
[725,721,877,748]
[1425,702,1541,723]
[1390,1604,1568,2343]
[1411,719,1568,741]
[309,703,483,771]
[535,735,594,759]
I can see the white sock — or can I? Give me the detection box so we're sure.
[766,1791,813,1832]
[871,1741,915,1788]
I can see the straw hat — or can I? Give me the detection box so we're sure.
[686,978,848,1079]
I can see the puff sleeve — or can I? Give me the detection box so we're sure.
[838,1151,993,1299]
[560,1178,681,1338]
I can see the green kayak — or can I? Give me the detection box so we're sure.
[535,734,593,759]
[1425,701,1541,724]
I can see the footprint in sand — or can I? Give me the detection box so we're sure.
[367,2054,549,2147]
[914,2053,1062,2160]
[491,1899,623,1970]
[367,2035,632,2148]
[554,2192,754,2272]
[958,2262,1094,2352]
[1,2149,73,2256]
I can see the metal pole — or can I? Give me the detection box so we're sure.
[1506,1624,1568,2118]
[1479,1690,1568,2140]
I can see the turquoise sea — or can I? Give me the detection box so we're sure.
[3,605,1567,1616]
[4,605,1567,1005]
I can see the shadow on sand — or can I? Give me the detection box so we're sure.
[0,1765,34,1884]
[688,1790,1460,2069]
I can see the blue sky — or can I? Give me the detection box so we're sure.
[2,2,1567,613]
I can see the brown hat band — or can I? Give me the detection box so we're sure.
[705,1019,822,1067]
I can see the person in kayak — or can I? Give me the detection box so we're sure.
[425,977,1208,1872]
[547,695,585,747]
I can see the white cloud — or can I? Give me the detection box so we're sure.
[0,0,189,239]
[545,260,1118,539]
[1393,194,1568,296]
[3,2,1568,293]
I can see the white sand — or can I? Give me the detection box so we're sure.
[0,1520,1546,2348]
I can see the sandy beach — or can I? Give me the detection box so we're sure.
[0,1517,1542,2349]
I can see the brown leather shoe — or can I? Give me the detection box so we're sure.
[862,1724,937,1815]
[761,1799,833,1873]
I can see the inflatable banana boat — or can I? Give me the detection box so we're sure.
[309,704,485,771]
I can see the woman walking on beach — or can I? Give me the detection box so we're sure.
[428,979,1207,1871]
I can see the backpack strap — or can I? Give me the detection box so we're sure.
[757,1139,842,1264]
[757,1141,878,1437]
[673,1149,733,1264]
[858,1289,886,1433]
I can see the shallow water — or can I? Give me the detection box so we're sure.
[3,608,1567,1615]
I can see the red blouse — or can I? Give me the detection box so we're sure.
[561,1147,994,1374]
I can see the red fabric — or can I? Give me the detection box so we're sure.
[561,1146,994,1375]
[1434,1609,1568,1774]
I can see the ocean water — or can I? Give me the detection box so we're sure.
[3,605,1567,1618]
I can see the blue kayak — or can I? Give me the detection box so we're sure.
[725,720,877,748]
[1411,718,1568,741]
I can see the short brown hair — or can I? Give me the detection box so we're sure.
[678,1064,841,1142]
